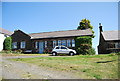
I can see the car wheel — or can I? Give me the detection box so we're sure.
[52,52,57,56]
[69,52,74,56]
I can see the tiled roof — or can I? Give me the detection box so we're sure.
[29,28,93,39]
[101,30,120,41]
[0,27,13,35]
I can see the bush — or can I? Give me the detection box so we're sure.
[87,48,96,55]
[3,37,12,50]
[75,36,93,55]
[0,50,23,54]
[109,52,120,56]
[43,48,51,54]
[14,49,23,54]
[0,50,12,54]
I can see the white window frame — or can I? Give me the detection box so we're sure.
[53,40,57,47]
[35,41,38,49]
[72,39,75,47]
[62,40,66,46]
[58,40,61,46]
[20,41,26,48]
[67,39,71,47]
[45,41,47,48]
[12,42,17,49]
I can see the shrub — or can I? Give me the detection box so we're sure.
[0,50,22,54]
[44,48,51,54]
[15,49,23,54]
[87,48,96,55]
[0,50,12,54]
[117,52,120,55]
[3,37,12,50]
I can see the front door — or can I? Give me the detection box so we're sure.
[39,41,44,53]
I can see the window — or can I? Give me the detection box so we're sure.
[56,47,59,49]
[20,41,26,48]
[62,40,66,46]
[67,40,71,47]
[45,41,47,48]
[72,39,75,47]
[35,41,38,49]
[61,46,67,49]
[12,42,17,49]
[118,43,120,48]
[53,40,57,47]
[115,42,120,48]
[108,43,115,48]
[58,40,61,46]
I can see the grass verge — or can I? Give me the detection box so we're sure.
[2,53,49,56]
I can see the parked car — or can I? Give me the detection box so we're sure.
[51,46,76,56]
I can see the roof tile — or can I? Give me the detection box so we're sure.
[29,28,93,39]
[101,30,120,41]
[0,27,13,35]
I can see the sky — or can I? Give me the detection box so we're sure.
[2,2,118,54]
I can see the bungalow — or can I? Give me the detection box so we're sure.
[0,27,12,51]
[11,29,93,53]
[98,23,120,54]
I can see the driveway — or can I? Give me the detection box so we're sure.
[2,55,79,79]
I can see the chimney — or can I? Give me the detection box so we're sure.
[99,23,103,32]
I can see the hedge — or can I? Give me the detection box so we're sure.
[3,37,12,50]
[75,36,95,55]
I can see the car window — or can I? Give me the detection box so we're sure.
[56,47,59,49]
[61,47,67,49]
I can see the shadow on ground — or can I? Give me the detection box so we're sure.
[96,60,117,63]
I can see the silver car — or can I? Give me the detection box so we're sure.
[51,46,76,56]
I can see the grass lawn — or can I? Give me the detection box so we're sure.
[9,54,118,79]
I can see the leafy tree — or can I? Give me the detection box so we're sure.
[77,18,95,38]
[75,19,96,55]
[77,18,93,29]
[3,37,12,50]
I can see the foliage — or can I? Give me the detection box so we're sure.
[13,49,23,54]
[0,49,22,54]
[77,18,95,38]
[87,48,96,55]
[0,50,12,54]
[109,52,120,56]
[43,48,51,54]
[3,37,12,50]
[77,18,93,30]
[75,36,95,55]
[75,19,95,55]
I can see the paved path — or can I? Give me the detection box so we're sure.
[2,56,80,79]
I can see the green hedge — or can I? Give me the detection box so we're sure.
[3,37,12,50]
[75,36,95,55]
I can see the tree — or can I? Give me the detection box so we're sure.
[3,37,12,50]
[75,19,96,55]
[77,18,93,29]
[77,18,95,37]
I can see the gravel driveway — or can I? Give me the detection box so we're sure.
[2,56,80,79]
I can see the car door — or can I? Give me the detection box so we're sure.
[55,46,61,53]
[61,46,69,54]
